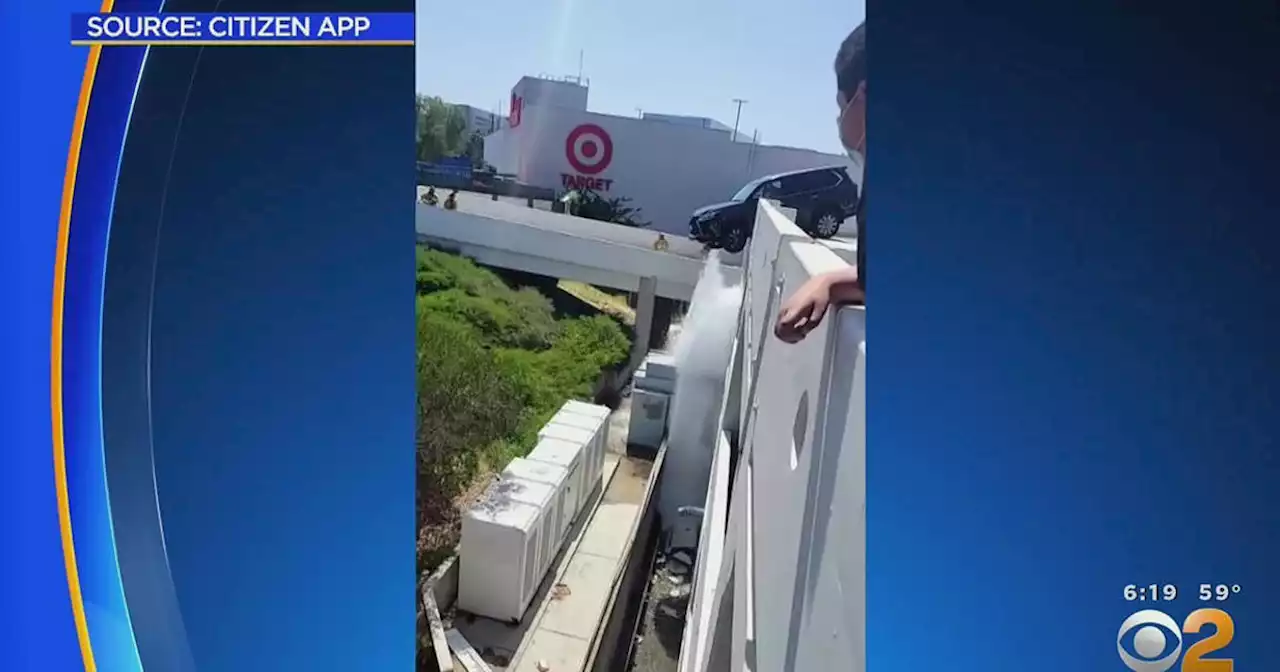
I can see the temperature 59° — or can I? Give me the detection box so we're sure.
[1199,584,1241,601]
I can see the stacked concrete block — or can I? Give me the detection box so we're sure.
[502,458,570,573]
[540,400,611,506]
[629,352,679,451]
[458,481,550,623]
[458,399,613,624]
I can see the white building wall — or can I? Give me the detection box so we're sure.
[484,100,854,236]
[642,112,734,133]
[482,127,521,176]
[511,75,590,111]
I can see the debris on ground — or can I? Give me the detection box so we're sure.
[550,583,572,601]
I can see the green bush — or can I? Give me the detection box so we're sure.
[415,247,561,350]
[418,288,558,350]
[415,304,524,502]
[415,246,630,550]
[415,246,509,296]
[487,315,630,458]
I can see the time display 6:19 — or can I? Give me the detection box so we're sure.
[1123,584,1177,601]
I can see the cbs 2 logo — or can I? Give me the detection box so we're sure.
[1117,609,1234,672]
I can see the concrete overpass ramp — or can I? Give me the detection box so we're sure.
[415,192,730,301]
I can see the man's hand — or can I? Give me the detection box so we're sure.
[774,268,863,343]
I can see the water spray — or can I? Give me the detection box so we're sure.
[659,251,743,532]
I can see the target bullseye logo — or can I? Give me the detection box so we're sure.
[565,124,613,175]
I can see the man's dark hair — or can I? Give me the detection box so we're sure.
[836,22,866,99]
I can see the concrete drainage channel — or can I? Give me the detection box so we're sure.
[589,351,691,672]
[582,446,667,672]
[611,513,693,672]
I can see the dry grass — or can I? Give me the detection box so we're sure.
[417,470,495,576]
[416,473,496,672]
[558,280,636,325]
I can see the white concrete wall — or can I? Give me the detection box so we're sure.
[739,202,809,437]
[484,104,854,235]
[681,201,866,672]
[678,420,733,672]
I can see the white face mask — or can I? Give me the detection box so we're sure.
[846,150,865,193]
[838,90,865,184]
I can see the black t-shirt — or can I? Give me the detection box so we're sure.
[855,187,866,291]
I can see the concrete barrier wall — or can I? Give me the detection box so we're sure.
[677,428,734,672]
[681,201,866,672]
[746,241,865,672]
[738,201,809,435]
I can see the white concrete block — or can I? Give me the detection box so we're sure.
[493,477,560,579]
[503,458,571,568]
[528,437,587,530]
[643,352,678,381]
[562,399,610,421]
[539,421,601,497]
[634,369,676,395]
[628,388,669,450]
[458,493,542,623]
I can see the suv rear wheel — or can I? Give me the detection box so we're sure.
[809,207,843,239]
[722,225,748,253]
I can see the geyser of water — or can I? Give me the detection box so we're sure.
[659,251,743,533]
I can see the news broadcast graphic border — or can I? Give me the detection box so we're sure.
[8,1,1279,672]
[868,0,1279,670]
[69,12,415,45]
[61,0,155,668]
[11,0,416,670]
[2,0,96,668]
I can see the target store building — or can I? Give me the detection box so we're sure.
[484,75,856,236]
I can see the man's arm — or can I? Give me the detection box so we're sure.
[774,267,864,343]
[825,266,863,304]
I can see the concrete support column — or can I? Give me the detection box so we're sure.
[630,276,657,371]
[648,297,676,350]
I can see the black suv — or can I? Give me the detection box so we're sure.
[688,165,860,253]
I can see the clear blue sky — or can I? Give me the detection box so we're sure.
[415,0,865,155]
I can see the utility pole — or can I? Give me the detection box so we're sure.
[745,128,760,176]
[731,98,748,142]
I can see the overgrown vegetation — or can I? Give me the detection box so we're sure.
[415,246,630,575]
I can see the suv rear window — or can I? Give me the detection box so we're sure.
[806,169,842,190]
[776,173,812,196]
[779,169,841,195]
